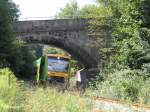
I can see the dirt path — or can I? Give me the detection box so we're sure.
[67,88,150,112]
[92,97,150,112]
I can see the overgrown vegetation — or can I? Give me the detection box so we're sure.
[86,69,150,104]
[24,87,93,112]
[0,68,93,112]
[94,0,150,104]
[57,0,150,104]
[0,0,150,110]
[0,68,24,112]
[0,0,19,67]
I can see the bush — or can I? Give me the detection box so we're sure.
[92,69,150,104]
[138,78,150,104]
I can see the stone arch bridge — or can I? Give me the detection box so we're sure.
[13,19,111,73]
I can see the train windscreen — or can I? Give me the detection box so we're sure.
[48,57,69,72]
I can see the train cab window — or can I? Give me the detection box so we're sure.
[48,57,69,72]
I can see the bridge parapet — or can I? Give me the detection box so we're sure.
[13,19,87,33]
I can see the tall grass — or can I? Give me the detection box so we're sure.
[24,87,93,112]
[0,68,24,112]
[85,69,150,105]
[0,68,94,112]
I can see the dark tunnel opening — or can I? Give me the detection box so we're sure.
[40,36,99,68]
[16,36,99,81]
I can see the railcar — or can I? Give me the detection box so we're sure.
[33,54,71,88]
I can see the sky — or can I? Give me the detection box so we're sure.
[12,0,95,20]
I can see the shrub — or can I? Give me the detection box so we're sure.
[92,69,150,104]
[138,78,150,104]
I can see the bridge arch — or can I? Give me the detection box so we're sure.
[13,19,102,69]
[13,18,112,76]
[17,32,98,68]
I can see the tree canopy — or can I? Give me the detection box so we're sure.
[56,0,150,70]
[0,0,19,67]
[97,0,150,69]
[56,0,80,19]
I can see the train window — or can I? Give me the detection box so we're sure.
[48,57,69,72]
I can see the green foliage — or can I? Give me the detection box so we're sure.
[140,28,150,45]
[11,43,44,78]
[127,49,150,69]
[142,63,150,74]
[138,78,150,104]
[79,5,108,18]
[88,69,150,104]
[43,45,68,55]
[56,0,80,19]
[0,0,19,67]
[56,0,112,19]
[0,68,93,112]
[140,0,150,28]
[93,0,150,69]
[24,88,92,112]
[84,0,150,104]
[0,68,24,112]
[106,0,142,65]
[139,0,150,47]
[1,0,150,109]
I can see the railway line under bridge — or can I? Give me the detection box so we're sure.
[13,18,112,78]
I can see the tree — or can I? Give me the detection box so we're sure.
[0,0,19,67]
[97,0,150,69]
[56,0,150,70]
[13,44,44,78]
[56,1,113,66]
[56,0,80,19]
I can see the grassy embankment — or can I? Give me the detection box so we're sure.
[1,68,150,112]
[0,68,94,112]
[85,69,150,105]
